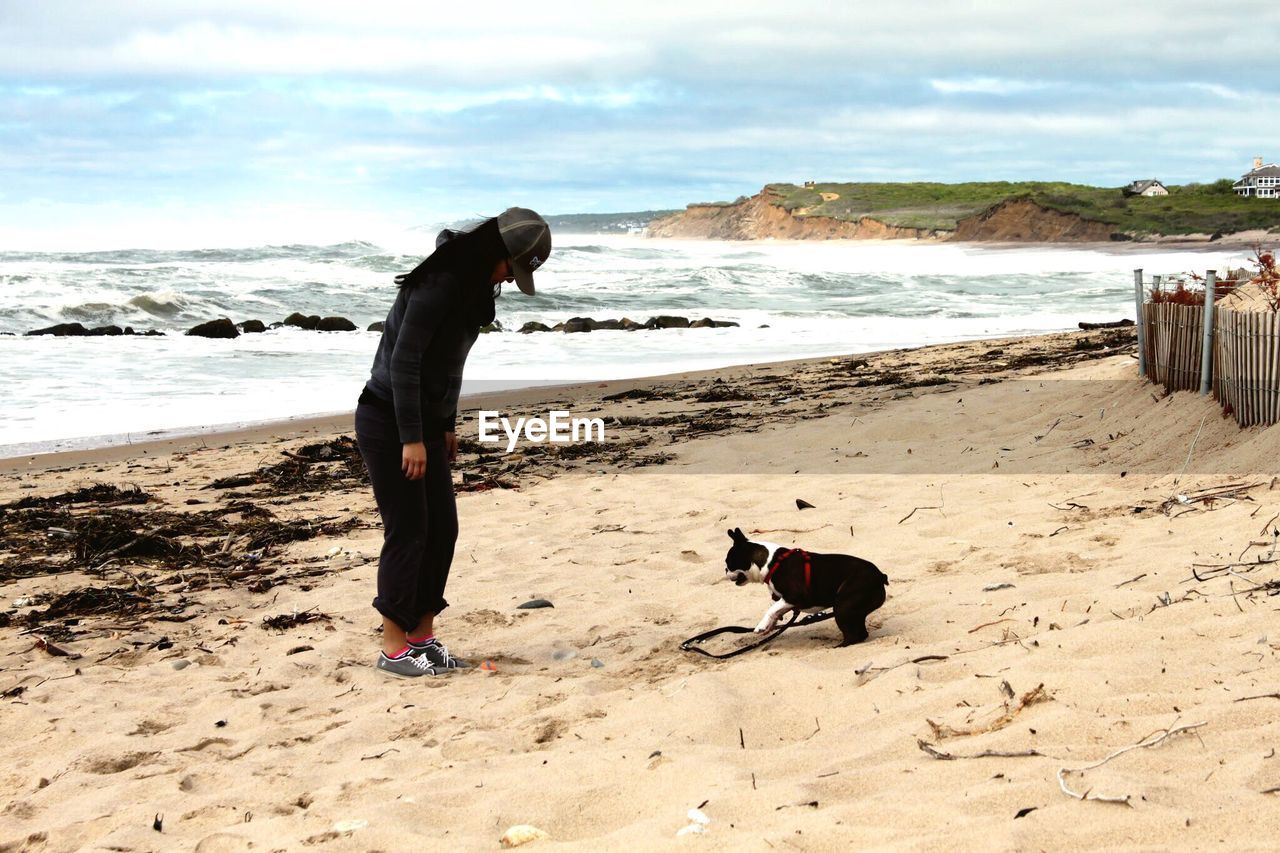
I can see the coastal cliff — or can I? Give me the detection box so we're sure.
[647,188,1118,242]
[646,178,1280,243]
[950,197,1117,242]
[647,189,941,241]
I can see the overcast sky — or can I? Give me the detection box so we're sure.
[4,1,1279,248]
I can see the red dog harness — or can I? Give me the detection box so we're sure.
[764,548,811,588]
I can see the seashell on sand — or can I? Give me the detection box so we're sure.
[499,824,549,848]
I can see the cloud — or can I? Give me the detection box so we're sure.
[104,22,632,79]
[305,83,659,115]
[4,1,1280,246]
[1183,82,1247,101]
[930,78,1055,96]
[4,1,1278,81]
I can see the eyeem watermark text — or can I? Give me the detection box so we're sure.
[477,410,606,453]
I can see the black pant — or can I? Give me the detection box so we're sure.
[355,394,457,632]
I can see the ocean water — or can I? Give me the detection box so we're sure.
[0,235,1250,455]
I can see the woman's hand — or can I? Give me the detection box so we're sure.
[402,441,427,480]
[444,431,458,463]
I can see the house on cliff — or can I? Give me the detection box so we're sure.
[1233,157,1280,198]
[1124,179,1168,197]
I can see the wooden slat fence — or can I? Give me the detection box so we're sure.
[1213,307,1280,427]
[1145,302,1280,427]
[1142,302,1203,393]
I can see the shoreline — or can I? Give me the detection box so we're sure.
[4,230,1273,258]
[0,327,1134,473]
[3,236,1260,459]
[641,232,1276,254]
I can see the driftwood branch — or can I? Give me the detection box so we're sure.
[1034,414,1083,442]
[1056,721,1207,806]
[855,638,1028,686]
[1161,482,1265,515]
[1173,415,1207,485]
[747,525,832,535]
[899,488,945,525]
[898,505,942,525]
[967,618,1016,634]
[917,740,1048,761]
[1233,693,1280,703]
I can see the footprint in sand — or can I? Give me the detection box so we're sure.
[532,718,566,745]
[194,834,254,853]
[128,718,176,736]
[83,751,157,774]
[2,801,38,820]
[1005,553,1090,575]
[460,608,513,629]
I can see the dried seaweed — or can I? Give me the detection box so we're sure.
[262,609,331,631]
[1,483,152,512]
[204,436,367,497]
[900,376,953,389]
[602,388,667,402]
[927,684,1050,739]
[72,511,194,565]
[852,371,908,387]
[681,408,737,435]
[609,414,689,427]
[205,473,258,490]
[457,472,521,493]
[25,585,154,624]
[692,381,759,403]
[0,498,357,582]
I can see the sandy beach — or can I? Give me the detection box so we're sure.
[4,325,1280,851]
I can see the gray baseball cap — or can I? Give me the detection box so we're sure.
[497,207,551,295]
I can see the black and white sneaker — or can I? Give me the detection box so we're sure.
[409,639,471,670]
[376,650,440,678]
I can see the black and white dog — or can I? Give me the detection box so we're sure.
[723,527,888,646]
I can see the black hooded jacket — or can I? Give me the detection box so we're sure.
[362,229,495,443]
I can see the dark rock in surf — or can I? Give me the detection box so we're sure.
[27,323,90,337]
[284,313,321,330]
[316,316,357,332]
[1077,319,1134,331]
[187,318,239,339]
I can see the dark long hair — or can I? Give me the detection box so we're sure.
[394,218,506,326]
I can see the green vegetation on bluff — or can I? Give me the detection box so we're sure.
[762,180,1280,237]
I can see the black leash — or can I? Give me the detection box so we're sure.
[679,609,835,659]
